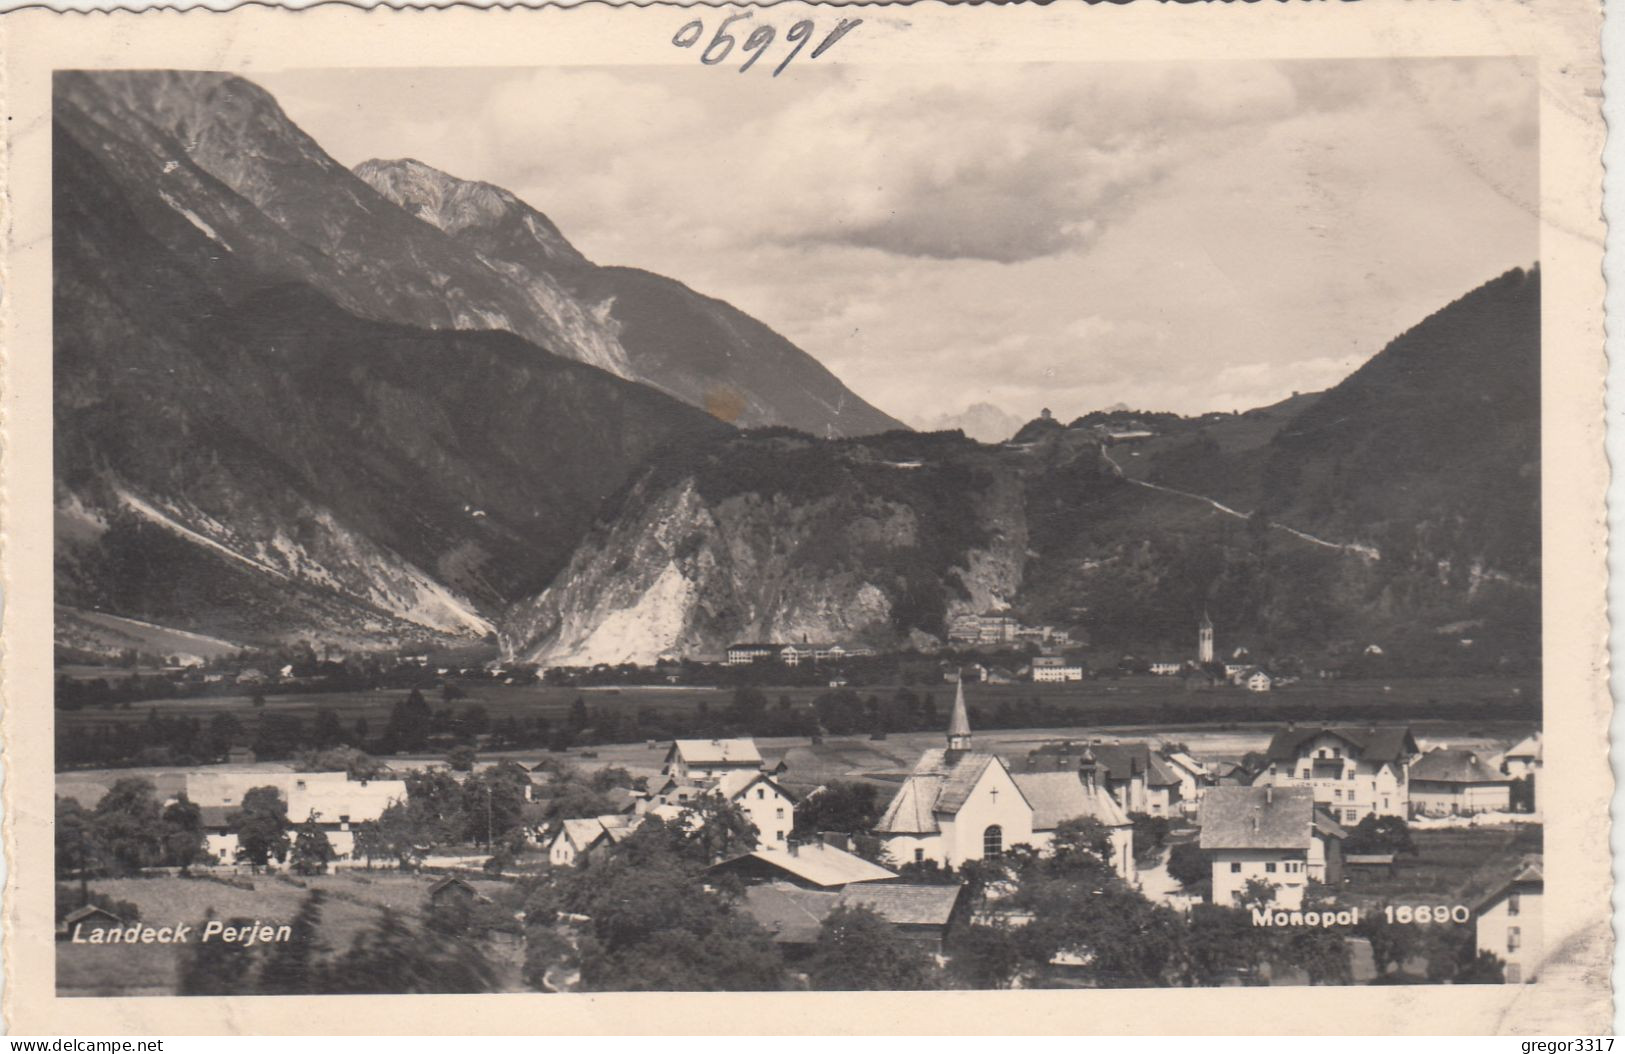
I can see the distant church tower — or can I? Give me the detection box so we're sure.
[1198,610,1214,665]
[947,678,973,752]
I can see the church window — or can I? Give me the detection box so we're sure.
[983,825,1003,858]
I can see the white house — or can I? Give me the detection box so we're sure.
[185,770,408,863]
[875,681,1035,868]
[1475,856,1542,984]
[1161,750,1210,812]
[547,814,637,867]
[724,643,782,666]
[1149,662,1182,676]
[1199,785,1346,911]
[1409,748,1514,816]
[662,738,766,781]
[1244,669,1273,693]
[713,770,796,846]
[1251,724,1419,824]
[1032,664,1085,683]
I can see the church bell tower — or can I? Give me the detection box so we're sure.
[1199,610,1214,665]
[947,678,973,752]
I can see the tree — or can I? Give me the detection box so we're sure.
[327,911,499,993]
[371,802,428,870]
[793,781,881,838]
[446,745,477,773]
[290,812,337,875]
[232,786,291,871]
[257,891,330,994]
[384,690,433,752]
[675,796,760,862]
[160,795,209,873]
[177,912,261,994]
[55,796,96,879]
[947,921,1027,988]
[1165,842,1210,889]
[1343,815,1416,857]
[312,708,344,748]
[91,777,163,874]
[807,906,937,990]
[1182,904,1271,985]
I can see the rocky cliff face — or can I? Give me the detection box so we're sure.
[500,432,1048,665]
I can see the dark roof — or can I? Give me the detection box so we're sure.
[726,642,783,651]
[834,883,963,927]
[1199,786,1325,850]
[62,904,124,926]
[1475,855,1543,912]
[428,875,478,897]
[1010,771,1130,830]
[1264,726,1418,764]
[1023,740,1152,782]
[739,882,839,944]
[1410,748,1511,785]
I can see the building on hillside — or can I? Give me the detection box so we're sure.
[708,840,897,889]
[725,643,783,666]
[662,739,766,781]
[225,745,257,765]
[1032,662,1085,683]
[831,883,966,956]
[1250,724,1419,824]
[1199,611,1215,665]
[1241,668,1274,692]
[1149,662,1183,677]
[1475,856,1543,984]
[1011,762,1134,879]
[1199,785,1346,911]
[1408,748,1514,816]
[874,681,1034,868]
[185,771,408,864]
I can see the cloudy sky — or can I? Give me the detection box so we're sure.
[257,59,1537,426]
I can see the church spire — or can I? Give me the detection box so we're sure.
[947,677,972,751]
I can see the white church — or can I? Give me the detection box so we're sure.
[874,680,1134,878]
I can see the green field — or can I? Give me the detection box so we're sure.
[1338,824,1543,910]
[57,870,517,996]
[55,674,1536,730]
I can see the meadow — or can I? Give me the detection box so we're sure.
[56,870,515,997]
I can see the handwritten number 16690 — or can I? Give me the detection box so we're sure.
[672,14,862,76]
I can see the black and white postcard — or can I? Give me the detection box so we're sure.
[1,0,1611,1035]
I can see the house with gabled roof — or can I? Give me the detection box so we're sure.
[546,814,637,868]
[662,739,765,781]
[1023,739,1181,815]
[1011,761,1134,879]
[1199,785,1346,910]
[832,883,966,955]
[1475,855,1542,984]
[1409,747,1514,816]
[875,681,1034,869]
[1251,724,1419,824]
[708,840,898,889]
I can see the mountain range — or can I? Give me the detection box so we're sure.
[53,70,1540,670]
[54,70,894,650]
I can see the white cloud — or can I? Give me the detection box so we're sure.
[257,58,1537,425]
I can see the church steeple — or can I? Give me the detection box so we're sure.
[1198,609,1214,665]
[946,677,972,751]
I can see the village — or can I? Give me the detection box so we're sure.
[57,638,1544,993]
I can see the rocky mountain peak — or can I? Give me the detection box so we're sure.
[355,157,586,269]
